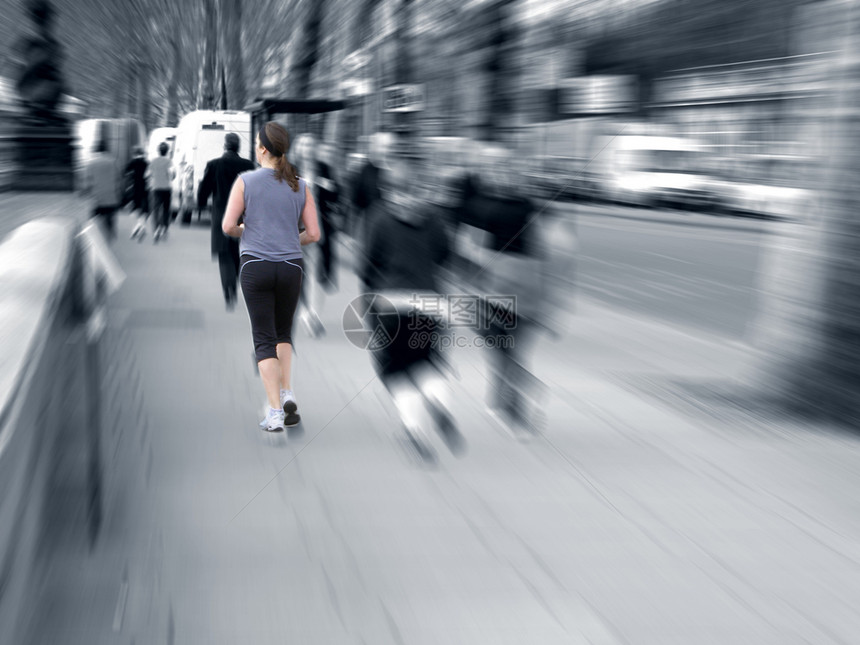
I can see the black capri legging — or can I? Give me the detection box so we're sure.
[240,255,303,362]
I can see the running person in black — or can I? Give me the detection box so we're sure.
[460,144,549,437]
[361,144,462,458]
[126,147,149,241]
[222,122,320,432]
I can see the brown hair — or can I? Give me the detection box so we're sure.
[260,122,300,192]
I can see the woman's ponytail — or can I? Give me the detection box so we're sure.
[262,122,300,192]
[274,154,299,192]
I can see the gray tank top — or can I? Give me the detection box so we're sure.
[240,168,305,261]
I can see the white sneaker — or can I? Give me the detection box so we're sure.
[259,407,285,432]
[280,390,300,427]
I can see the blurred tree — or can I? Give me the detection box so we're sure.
[584,0,800,105]
[218,0,246,110]
[198,0,218,109]
[242,0,293,100]
[163,16,184,126]
[392,0,414,87]
[750,1,860,426]
[352,0,383,52]
[291,0,326,98]
[483,0,519,140]
[14,0,66,122]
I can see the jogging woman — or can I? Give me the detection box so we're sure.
[222,122,321,432]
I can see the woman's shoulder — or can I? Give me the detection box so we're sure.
[240,167,268,183]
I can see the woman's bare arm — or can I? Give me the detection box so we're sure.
[222,177,246,238]
[299,184,321,245]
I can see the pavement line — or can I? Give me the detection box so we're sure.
[644,251,693,264]
[112,579,129,632]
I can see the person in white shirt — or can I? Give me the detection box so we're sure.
[146,142,174,242]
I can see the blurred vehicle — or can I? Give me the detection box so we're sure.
[603,135,720,210]
[517,119,603,203]
[717,154,813,221]
[172,110,251,223]
[523,155,604,203]
[73,117,147,201]
[147,127,177,161]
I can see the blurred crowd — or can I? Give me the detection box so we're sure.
[286,126,578,450]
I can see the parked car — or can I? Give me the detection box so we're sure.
[171,110,250,222]
[73,117,147,202]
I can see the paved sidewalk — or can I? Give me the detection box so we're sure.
[23,211,860,644]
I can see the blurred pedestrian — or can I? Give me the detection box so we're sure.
[84,139,119,241]
[291,133,317,187]
[197,132,255,310]
[360,146,462,459]
[222,122,320,432]
[146,142,174,242]
[296,141,340,337]
[315,141,340,293]
[448,139,485,275]
[291,133,326,338]
[351,131,390,249]
[125,146,149,241]
[467,144,549,436]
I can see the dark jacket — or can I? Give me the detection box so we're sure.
[124,157,148,201]
[316,159,339,222]
[352,160,381,211]
[361,201,450,293]
[459,180,536,256]
[198,151,255,255]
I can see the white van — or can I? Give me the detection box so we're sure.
[603,134,719,210]
[171,110,251,222]
[73,118,147,201]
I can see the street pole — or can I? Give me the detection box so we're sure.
[11,0,73,191]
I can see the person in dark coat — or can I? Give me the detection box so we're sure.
[464,144,548,436]
[197,132,255,309]
[125,146,149,241]
[315,142,340,292]
[351,132,390,251]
